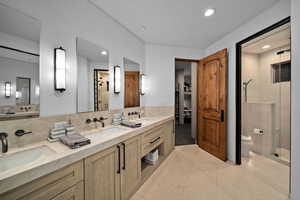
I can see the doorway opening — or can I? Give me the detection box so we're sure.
[94,69,109,111]
[175,59,198,146]
[236,17,291,196]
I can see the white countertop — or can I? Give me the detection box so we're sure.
[0,115,174,194]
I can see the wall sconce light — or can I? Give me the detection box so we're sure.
[54,46,66,92]
[140,74,145,95]
[114,65,121,94]
[5,81,11,98]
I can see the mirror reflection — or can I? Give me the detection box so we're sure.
[124,58,140,108]
[0,4,41,121]
[76,38,109,113]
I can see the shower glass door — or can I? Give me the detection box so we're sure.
[272,46,291,165]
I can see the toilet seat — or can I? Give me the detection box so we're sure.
[242,135,253,157]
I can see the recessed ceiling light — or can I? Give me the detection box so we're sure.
[262,45,271,49]
[101,50,107,55]
[204,8,215,17]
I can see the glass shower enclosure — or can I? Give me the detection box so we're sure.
[241,23,291,165]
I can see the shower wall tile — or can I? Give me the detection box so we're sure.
[242,46,291,156]
[244,103,274,156]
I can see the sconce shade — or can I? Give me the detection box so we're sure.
[114,65,121,94]
[5,81,11,97]
[140,74,145,95]
[54,47,66,92]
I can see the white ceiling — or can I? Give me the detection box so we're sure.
[243,23,290,54]
[0,3,41,42]
[77,38,109,63]
[90,0,279,48]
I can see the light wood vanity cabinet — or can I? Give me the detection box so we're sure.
[0,120,174,200]
[141,120,174,157]
[141,125,164,157]
[85,135,141,200]
[163,120,175,156]
[0,161,84,200]
[51,182,84,200]
[85,145,121,200]
[121,136,141,200]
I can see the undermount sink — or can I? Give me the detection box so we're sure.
[86,127,128,140]
[0,145,56,173]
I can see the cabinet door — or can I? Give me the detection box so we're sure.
[163,120,175,155]
[0,161,83,200]
[51,181,84,200]
[85,145,121,200]
[121,136,141,200]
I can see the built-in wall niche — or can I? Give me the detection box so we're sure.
[123,57,141,108]
[0,4,41,121]
[76,37,110,113]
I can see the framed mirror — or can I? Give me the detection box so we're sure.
[123,58,140,108]
[76,38,110,113]
[0,4,41,121]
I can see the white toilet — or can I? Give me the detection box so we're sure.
[241,135,253,157]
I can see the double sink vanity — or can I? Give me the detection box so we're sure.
[0,4,174,200]
[0,115,175,200]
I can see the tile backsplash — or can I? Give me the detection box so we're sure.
[0,104,39,114]
[0,106,174,149]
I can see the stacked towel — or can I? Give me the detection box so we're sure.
[59,133,91,149]
[121,121,142,128]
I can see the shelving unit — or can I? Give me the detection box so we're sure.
[175,63,195,126]
[140,142,168,184]
[184,74,192,123]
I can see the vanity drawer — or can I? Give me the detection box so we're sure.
[0,160,84,200]
[142,126,164,156]
[51,181,84,200]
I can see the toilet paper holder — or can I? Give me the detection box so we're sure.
[253,128,264,135]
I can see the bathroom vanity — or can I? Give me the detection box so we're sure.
[0,4,174,200]
[0,116,174,200]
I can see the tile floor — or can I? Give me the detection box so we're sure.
[131,145,290,200]
[275,147,291,164]
[175,123,195,146]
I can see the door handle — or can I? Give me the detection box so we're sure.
[150,136,161,144]
[117,145,121,174]
[122,143,126,170]
[221,110,225,122]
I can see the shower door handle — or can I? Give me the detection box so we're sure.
[221,110,225,122]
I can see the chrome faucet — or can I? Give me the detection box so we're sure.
[0,132,8,153]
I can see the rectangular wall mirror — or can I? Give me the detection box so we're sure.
[124,57,140,108]
[76,37,110,113]
[0,4,41,121]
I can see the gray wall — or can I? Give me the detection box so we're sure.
[291,0,300,199]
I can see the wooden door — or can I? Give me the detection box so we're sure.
[125,72,140,107]
[121,136,141,200]
[85,146,121,200]
[197,49,228,161]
